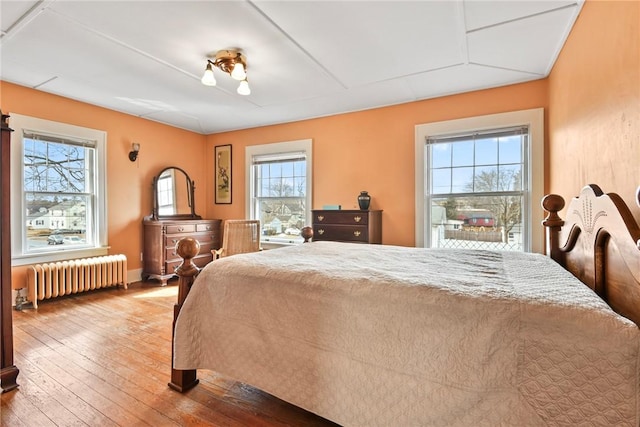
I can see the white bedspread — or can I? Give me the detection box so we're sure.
[174,242,640,426]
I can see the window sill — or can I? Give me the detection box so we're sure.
[11,246,110,266]
[260,240,302,250]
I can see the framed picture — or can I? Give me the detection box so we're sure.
[215,144,232,204]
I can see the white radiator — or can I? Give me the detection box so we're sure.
[26,254,128,308]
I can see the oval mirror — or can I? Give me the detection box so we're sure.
[152,167,201,220]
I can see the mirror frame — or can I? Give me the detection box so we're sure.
[151,166,202,220]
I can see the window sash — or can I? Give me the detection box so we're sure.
[245,139,312,247]
[425,126,530,252]
[10,113,108,265]
[22,133,97,254]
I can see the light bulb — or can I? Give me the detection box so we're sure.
[201,63,216,86]
[231,62,246,80]
[237,80,251,96]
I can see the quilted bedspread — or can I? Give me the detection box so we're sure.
[173,242,640,426]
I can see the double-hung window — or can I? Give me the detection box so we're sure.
[427,127,528,251]
[10,114,107,265]
[415,109,544,253]
[246,139,312,246]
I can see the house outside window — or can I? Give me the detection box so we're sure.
[245,139,312,246]
[415,109,544,253]
[10,114,108,265]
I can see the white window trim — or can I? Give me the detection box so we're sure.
[415,108,544,253]
[245,139,312,247]
[10,113,109,266]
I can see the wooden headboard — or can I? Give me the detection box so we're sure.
[542,184,640,326]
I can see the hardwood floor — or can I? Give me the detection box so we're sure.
[1,281,340,426]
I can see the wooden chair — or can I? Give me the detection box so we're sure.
[213,219,261,259]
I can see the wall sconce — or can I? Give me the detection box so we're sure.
[129,142,140,162]
[201,49,251,95]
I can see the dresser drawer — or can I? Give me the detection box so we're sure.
[313,225,369,243]
[197,222,218,232]
[164,233,194,247]
[166,224,196,234]
[314,211,368,225]
[165,253,213,275]
[165,240,215,261]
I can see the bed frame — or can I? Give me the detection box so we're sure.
[169,183,640,392]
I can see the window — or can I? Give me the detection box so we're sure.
[427,127,528,251]
[10,114,108,265]
[415,109,544,253]
[245,139,312,246]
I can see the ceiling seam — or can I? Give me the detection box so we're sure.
[456,0,470,65]
[466,3,579,34]
[469,62,545,77]
[0,0,57,44]
[44,8,199,81]
[247,0,348,90]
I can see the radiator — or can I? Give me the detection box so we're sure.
[26,254,128,308]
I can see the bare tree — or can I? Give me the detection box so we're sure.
[465,169,522,242]
[24,143,85,193]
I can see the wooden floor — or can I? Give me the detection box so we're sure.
[1,281,340,427]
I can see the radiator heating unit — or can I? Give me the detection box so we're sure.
[27,254,128,308]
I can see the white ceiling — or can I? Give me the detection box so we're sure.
[0,0,584,135]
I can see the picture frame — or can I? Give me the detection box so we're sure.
[214,144,232,204]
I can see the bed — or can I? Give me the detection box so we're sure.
[170,184,640,426]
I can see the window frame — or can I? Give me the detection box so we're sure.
[245,139,312,248]
[415,109,544,253]
[10,113,108,266]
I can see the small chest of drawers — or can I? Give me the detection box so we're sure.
[143,218,221,285]
[311,210,382,244]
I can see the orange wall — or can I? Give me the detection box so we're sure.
[206,81,548,247]
[548,0,640,222]
[1,81,208,287]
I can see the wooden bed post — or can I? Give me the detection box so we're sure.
[541,194,565,263]
[301,226,313,243]
[168,237,201,392]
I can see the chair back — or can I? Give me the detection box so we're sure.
[218,219,261,258]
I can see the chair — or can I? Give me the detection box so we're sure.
[213,219,261,259]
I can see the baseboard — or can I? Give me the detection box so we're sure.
[127,268,142,284]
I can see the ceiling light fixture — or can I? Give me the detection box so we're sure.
[201,49,250,95]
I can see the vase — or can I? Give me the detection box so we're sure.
[357,191,371,210]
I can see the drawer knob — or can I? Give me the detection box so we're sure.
[178,226,184,232]
[171,238,178,243]
[317,215,324,222]
[354,216,362,222]
[318,229,325,235]
[354,231,361,237]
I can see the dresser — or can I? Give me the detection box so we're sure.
[142,218,221,285]
[311,210,382,244]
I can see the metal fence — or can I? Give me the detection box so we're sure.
[436,238,522,251]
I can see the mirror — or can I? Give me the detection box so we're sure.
[152,166,201,220]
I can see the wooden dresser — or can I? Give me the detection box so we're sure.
[142,218,221,285]
[311,210,382,244]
